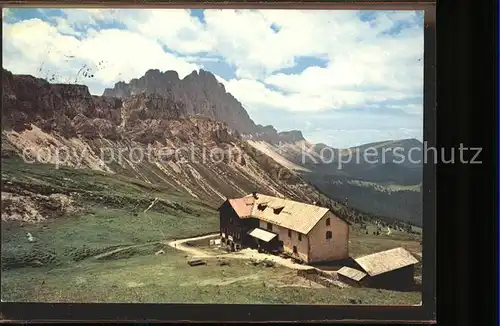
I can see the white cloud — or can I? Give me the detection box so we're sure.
[154,9,422,115]
[182,55,222,63]
[2,9,424,145]
[52,17,82,37]
[2,18,200,94]
[218,71,420,114]
[236,78,331,111]
[203,10,299,79]
[122,9,215,54]
[3,19,80,77]
[73,28,200,85]
[58,8,117,27]
[201,10,423,81]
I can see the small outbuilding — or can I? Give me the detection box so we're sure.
[352,247,419,290]
[336,266,368,287]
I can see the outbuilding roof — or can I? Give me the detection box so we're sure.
[354,247,419,277]
[337,266,367,282]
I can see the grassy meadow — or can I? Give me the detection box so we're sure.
[1,157,421,304]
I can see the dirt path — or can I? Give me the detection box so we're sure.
[166,233,313,270]
[93,242,160,260]
[165,234,218,258]
[226,248,313,270]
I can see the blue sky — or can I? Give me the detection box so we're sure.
[2,8,424,148]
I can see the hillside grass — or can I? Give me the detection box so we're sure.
[1,156,216,214]
[1,157,421,305]
[1,204,420,304]
[1,206,219,271]
[307,176,423,227]
[345,179,422,192]
[349,229,421,258]
[2,246,420,304]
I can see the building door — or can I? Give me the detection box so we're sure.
[258,240,266,252]
[293,246,298,254]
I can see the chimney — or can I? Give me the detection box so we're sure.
[252,191,258,199]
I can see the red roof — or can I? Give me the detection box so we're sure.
[228,197,255,218]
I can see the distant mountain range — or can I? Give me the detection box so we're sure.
[102,68,305,145]
[246,138,423,225]
[2,67,423,226]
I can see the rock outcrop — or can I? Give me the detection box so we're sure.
[1,68,320,206]
[277,130,306,143]
[102,68,304,144]
[103,69,259,135]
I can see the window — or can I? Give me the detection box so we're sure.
[288,230,292,238]
[258,204,267,211]
[298,233,302,241]
[326,218,331,226]
[267,222,273,231]
[229,217,233,224]
[293,246,298,254]
[326,231,332,239]
[273,207,284,214]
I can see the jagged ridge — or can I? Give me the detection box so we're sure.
[103,68,305,145]
[1,68,320,207]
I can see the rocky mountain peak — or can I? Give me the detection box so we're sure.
[2,68,192,142]
[8,67,311,146]
[278,130,306,143]
[102,68,260,135]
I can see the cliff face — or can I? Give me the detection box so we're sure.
[277,130,306,143]
[3,69,198,142]
[1,68,319,206]
[102,69,305,145]
[103,69,259,136]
